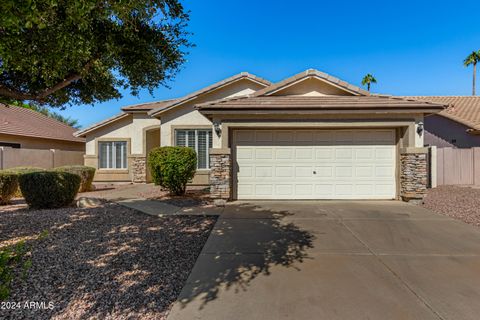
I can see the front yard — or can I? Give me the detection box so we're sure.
[0,201,216,320]
[423,185,480,227]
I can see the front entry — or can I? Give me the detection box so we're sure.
[232,129,396,200]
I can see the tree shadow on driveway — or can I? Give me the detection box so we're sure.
[175,202,316,309]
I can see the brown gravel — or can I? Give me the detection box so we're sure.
[0,202,216,320]
[422,185,480,227]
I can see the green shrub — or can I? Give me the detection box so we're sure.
[19,171,81,209]
[148,146,197,195]
[55,165,96,192]
[5,167,46,198]
[0,172,19,205]
[0,241,31,300]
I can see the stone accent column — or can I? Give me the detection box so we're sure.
[131,156,147,183]
[209,148,231,206]
[400,148,428,202]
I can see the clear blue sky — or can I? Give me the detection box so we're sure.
[59,0,480,128]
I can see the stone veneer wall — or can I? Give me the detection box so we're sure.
[209,150,231,201]
[131,156,147,183]
[400,151,428,200]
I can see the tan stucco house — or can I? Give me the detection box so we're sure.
[1,104,85,151]
[75,69,445,202]
[402,96,480,148]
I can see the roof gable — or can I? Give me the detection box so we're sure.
[148,72,271,117]
[253,69,369,97]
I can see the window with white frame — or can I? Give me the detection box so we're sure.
[98,141,128,169]
[175,129,213,169]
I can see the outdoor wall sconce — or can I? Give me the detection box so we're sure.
[417,121,424,136]
[213,120,222,137]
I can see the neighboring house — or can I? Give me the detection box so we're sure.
[75,69,445,201]
[0,104,85,151]
[402,96,480,148]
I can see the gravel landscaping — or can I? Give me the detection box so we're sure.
[423,185,480,227]
[0,202,216,320]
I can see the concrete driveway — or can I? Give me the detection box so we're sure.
[167,201,480,320]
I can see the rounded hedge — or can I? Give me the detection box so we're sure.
[0,172,19,205]
[147,146,197,195]
[55,165,96,192]
[19,171,81,209]
[5,167,45,198]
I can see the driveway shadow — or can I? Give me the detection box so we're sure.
[175,203,315,308]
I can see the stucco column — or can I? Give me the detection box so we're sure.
[209,148,231,206]
[400,147,428,202]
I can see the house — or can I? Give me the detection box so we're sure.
[75,69,445,202]
[0,104,85,151]
[402,96,480,148]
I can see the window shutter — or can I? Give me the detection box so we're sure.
[197,131,207,169]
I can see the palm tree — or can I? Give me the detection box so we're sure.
[361,74,377,92]
[464,50,480,96]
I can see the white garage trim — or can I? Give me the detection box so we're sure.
[232,129,397,200]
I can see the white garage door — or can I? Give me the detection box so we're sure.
[233,129,396,200]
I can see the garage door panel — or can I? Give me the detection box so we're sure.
[275,148,294,160]
[295,148,314,160]
[255,184,274,196]
[255,166,273,177]
[234,129,396,200]
[237,165,253,178]
[275,166,294,177]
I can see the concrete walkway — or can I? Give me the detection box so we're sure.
[167,201,480,320]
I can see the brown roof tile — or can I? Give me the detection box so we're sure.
[252,69,370,97]
[148,72,272,116]
[402,96,480,131]
[0,104,84,143]
[196,95,446,112]
[121,99,178,111]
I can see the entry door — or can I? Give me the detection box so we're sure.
[233,129,396,200]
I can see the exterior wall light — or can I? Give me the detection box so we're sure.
[417,121,424,136]
[213,120,222,137]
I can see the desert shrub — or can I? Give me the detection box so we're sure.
[0,230,48,300]
[0,241,31,300]
[148,146,197,195]
[55,165,96,192]
[5,167,45,198]
[19,171,80,209]
[0,172,19,205]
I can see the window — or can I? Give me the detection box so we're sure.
[0,142,20,148]
[99,141,127,169]
[175,129,213,169]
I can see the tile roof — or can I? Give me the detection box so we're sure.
[121,99,178,111]
[402,96,480,132]
[196,95,446,112]
[148,72,272,116]
[252,69,370,97]
[74,112,130,137]
[0,104,84,143]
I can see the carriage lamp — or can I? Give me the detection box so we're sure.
[213,120,222,137]
[417,121,424,136]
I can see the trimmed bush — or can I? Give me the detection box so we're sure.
[19,171,81,209]
[55,165,96,192]
[148,146,197,195]
[5,167,46,198]
[0,172,19,205]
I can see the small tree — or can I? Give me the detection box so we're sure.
[464,50,480,96]
[148,147,197,195]
[361,74,377,92]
